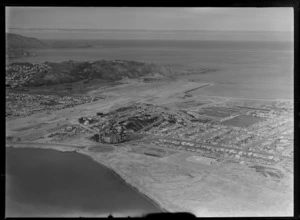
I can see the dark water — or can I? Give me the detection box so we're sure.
[6,147,161,217]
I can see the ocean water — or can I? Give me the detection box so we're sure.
[7,39,294,99]
[8,29,293,42]
[6,147,161,217]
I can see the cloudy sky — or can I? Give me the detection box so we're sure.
[6,7,293,32]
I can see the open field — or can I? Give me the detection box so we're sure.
[186,155,217,165]
[88,145,114,153]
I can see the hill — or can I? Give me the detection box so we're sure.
[6,33,48,49]
[6,34,94,58]
[6,60,172,87]
[6,33,48,58]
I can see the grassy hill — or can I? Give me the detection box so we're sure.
[6,33,48,58]
[6,33,48,49]
[6,33,92,58]
[7,60,172,87]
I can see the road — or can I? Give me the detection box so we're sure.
[6,141,88,148]
[5,141,114,149]
[129,135,292,160]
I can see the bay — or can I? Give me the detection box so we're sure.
[5,147,162,217]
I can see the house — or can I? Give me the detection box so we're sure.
[235,155,240,159]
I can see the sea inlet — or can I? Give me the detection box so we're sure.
[5,147,162,217]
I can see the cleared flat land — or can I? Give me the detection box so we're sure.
[186,155,216,164]
[88,145,114,153]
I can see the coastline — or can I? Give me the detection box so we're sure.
[5,144,170,215]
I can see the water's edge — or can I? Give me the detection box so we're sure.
[5,145,169,216]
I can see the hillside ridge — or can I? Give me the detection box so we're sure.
[6,33,48,58]
[6,60,172,88]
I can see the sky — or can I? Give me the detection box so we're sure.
[6,7,293,32]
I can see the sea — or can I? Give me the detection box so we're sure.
[6,147,162,217]
[7,38,294,99]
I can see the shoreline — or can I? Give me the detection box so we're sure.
[80,151,170,214]
[5,144,170,215]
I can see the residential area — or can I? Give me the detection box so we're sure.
[6,63,51,88]
[6,92,98,118]
[69,99,293,174]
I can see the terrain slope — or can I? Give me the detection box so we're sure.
[7,60,172,87]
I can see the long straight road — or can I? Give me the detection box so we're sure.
[129,134,292,160]
[6,141,87,148]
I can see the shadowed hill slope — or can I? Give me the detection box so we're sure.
[6,34,92,58]
[6,33,48,58]
[6,33,48,49]
[6,60,172,87]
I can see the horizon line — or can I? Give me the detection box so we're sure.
[7,28,292,33]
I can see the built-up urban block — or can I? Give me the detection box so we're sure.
[6,93,98,118]
[6,63,51,88]
[75,100,293,172]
